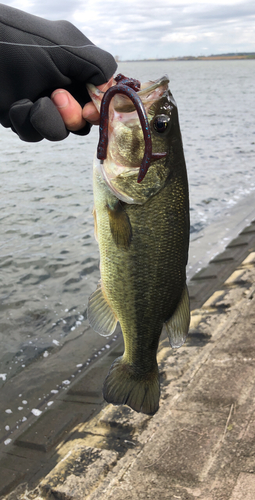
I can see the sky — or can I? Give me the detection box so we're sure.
[4,0,255,60]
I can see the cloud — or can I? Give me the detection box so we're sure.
[158,1,255,55]
[74,0,255,58]
[11,0,83,19]
[3,0,255,58]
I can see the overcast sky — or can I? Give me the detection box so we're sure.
[4,0,255,60]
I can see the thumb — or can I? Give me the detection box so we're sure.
[51,90,86,131]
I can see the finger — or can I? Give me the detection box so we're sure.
[51,90,86,131]
[30,97,69,140]
[97,76,114,92]
[9,97,69,142]
[83,101,100,125]
[9,99,43,142]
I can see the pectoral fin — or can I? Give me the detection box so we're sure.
[165,284,190,348]
[107,200,132,249]
[88,282,118,336]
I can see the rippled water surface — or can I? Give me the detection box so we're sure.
[0,60,255,437]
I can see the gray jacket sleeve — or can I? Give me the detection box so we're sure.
[0,4,117,141]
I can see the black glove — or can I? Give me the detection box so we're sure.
[0,4,117,141]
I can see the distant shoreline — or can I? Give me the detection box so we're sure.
[119,53,255,63]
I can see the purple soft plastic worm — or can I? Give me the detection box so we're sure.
[97,75,167,183]
[115,73,141,92]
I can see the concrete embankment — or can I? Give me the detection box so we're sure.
[2,219,255,500]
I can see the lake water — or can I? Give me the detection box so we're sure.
[1,60,255,443]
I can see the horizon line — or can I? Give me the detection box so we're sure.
[116,51,255,63]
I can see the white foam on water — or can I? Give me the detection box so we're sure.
[62,380,70,385]
[31,409,42,417]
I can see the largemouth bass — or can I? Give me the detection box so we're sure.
[87,75,190,415]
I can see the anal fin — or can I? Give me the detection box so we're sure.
[165,284,190,348]
[88,282,117,336]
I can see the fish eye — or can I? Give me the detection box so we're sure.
[152,114,171,134]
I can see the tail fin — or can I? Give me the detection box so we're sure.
[103,356,160,415]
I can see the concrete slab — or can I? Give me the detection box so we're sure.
[226,234,250,248]
[0,467,24,498]
[67,363,110,404]
[242,252,255,265]
[224,269,246,284]
[0,454,34,474]
[229,473,255,500]
[40,446,118,500]
[15,410,80,452]
[99,405,150,434]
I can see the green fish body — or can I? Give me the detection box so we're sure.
[88,76,190,415]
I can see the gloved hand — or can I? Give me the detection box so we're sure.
[0,4,117,141]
